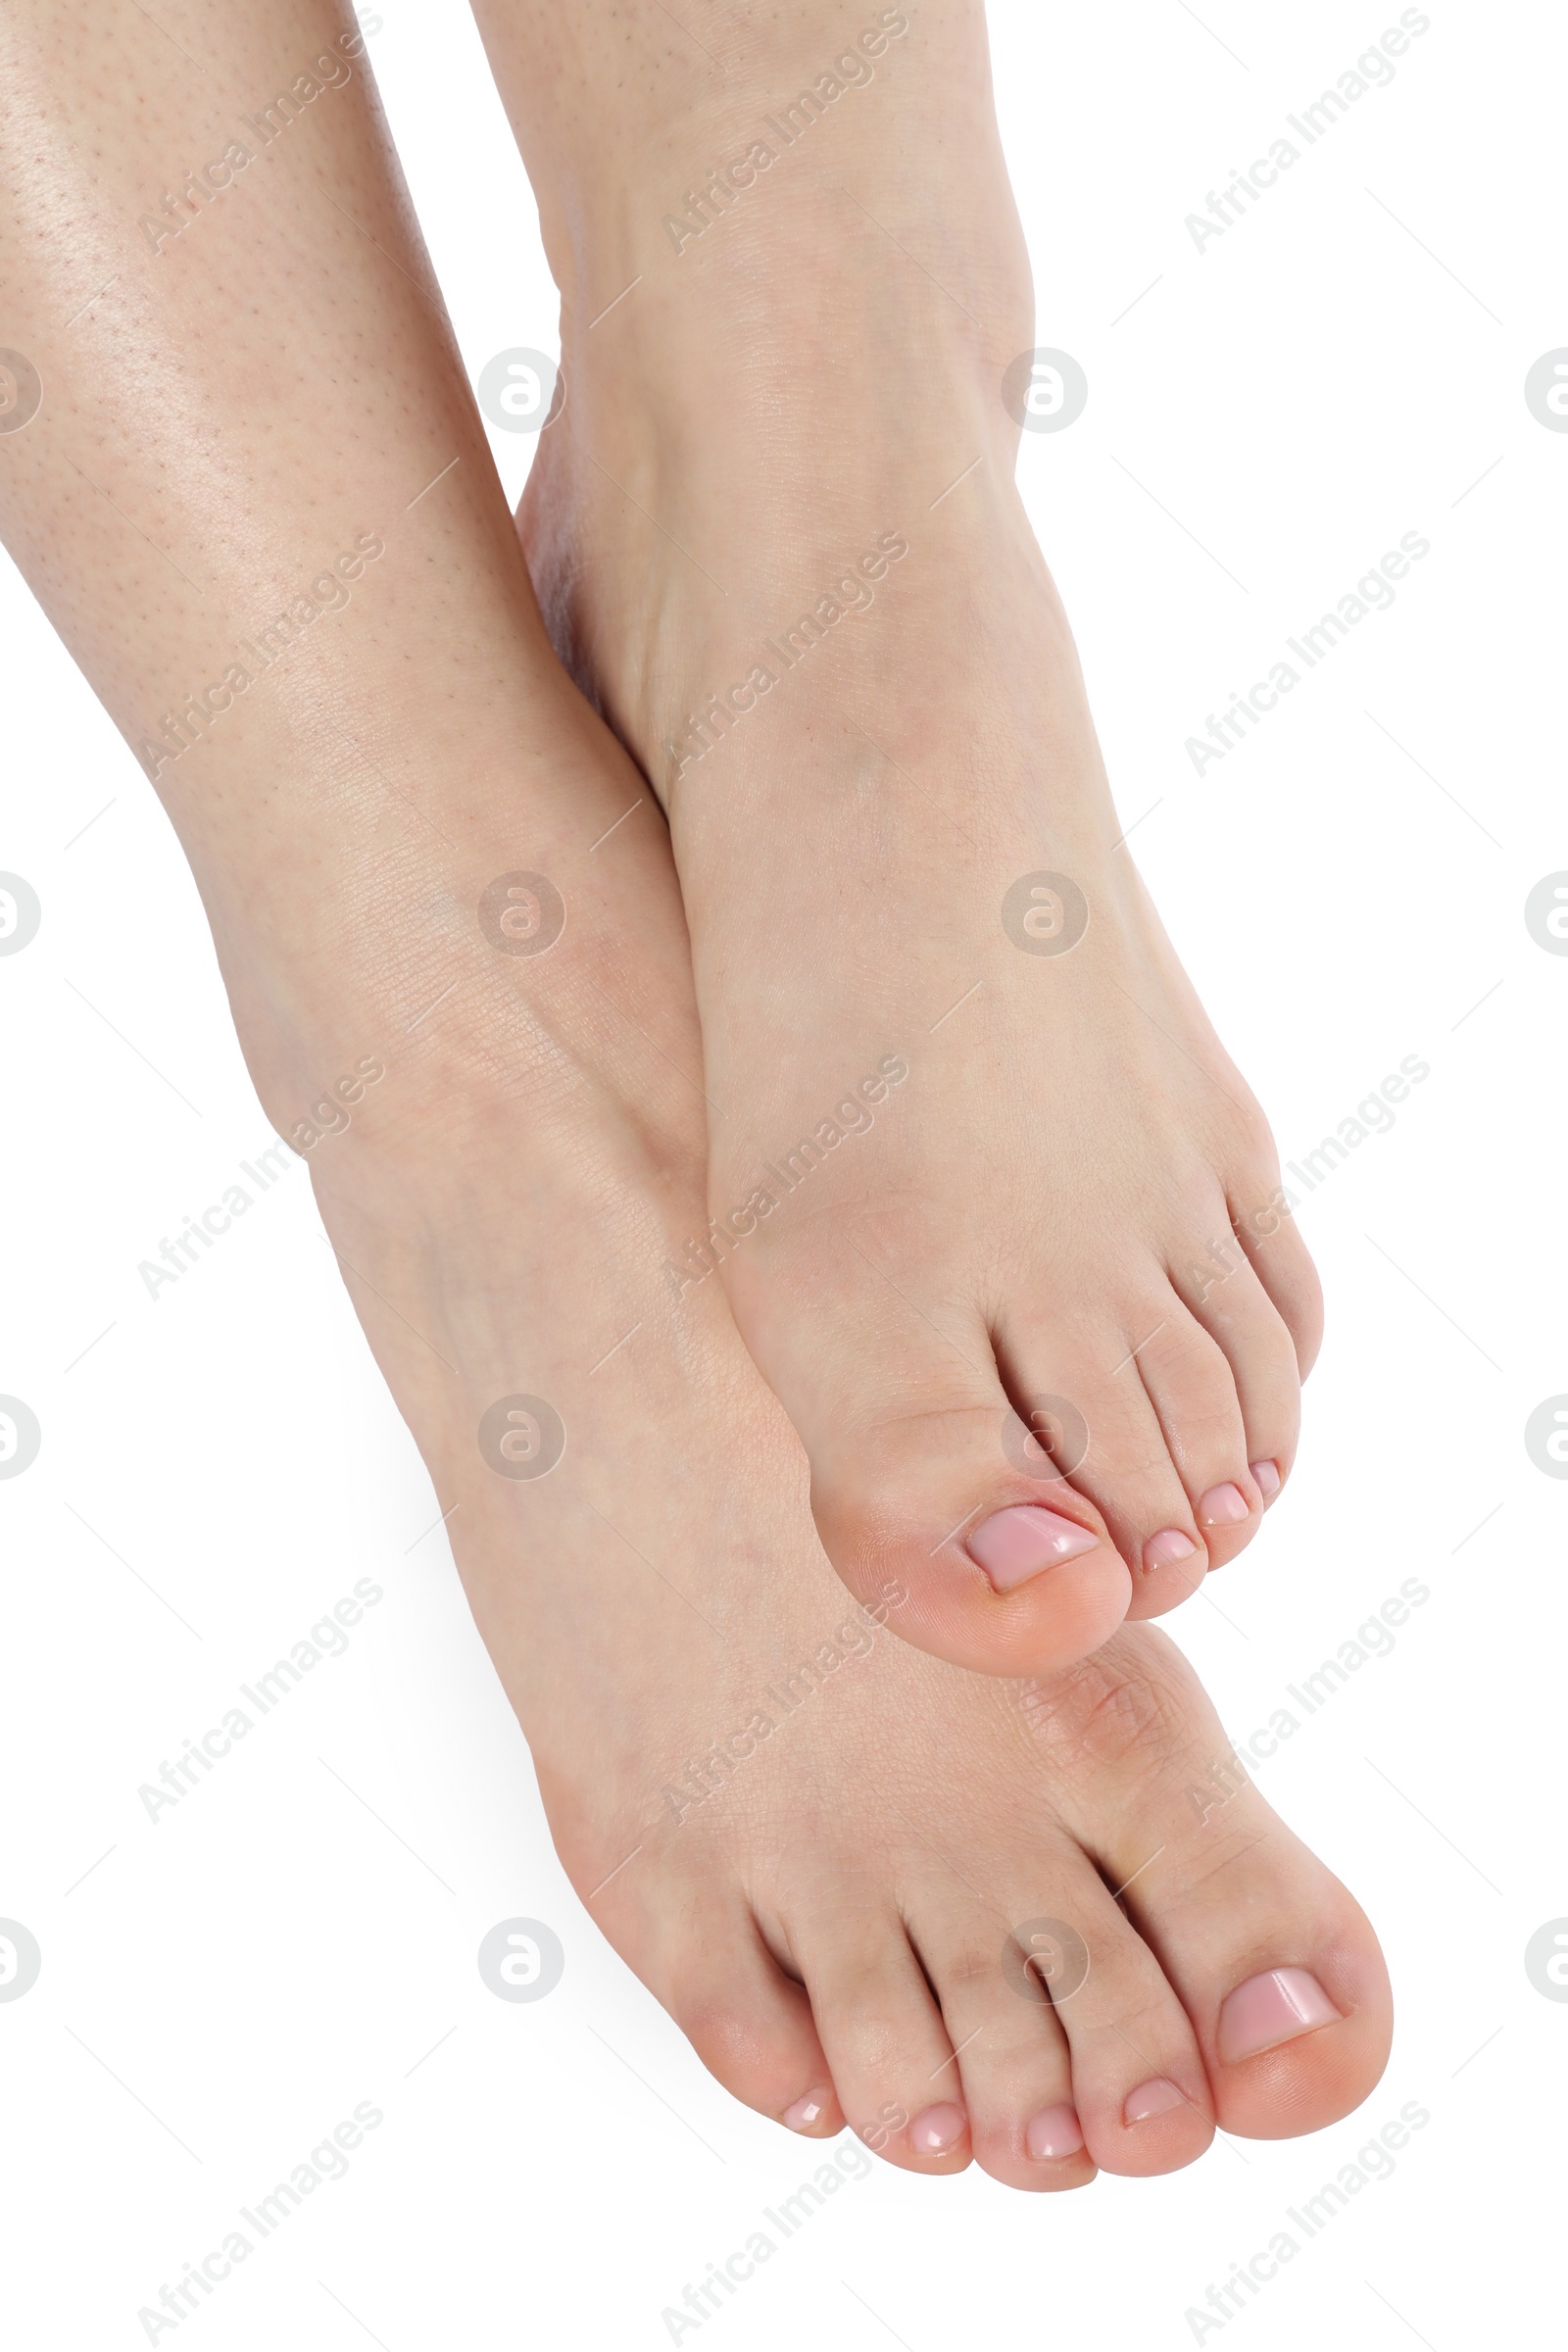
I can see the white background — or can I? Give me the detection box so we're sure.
[2,1,1563,2345]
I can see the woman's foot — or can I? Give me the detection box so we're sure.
[475,0,1324,1677]
[0,0,1381,2188]
[313,809,1387,2187]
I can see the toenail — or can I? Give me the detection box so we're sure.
[1144,1527,1198,1571]
[965,1505,1101,1591]
[1198,1482,1250,1528]
[784,2088,832,2133]
[1218,1967,1342,2063]
[908,2102,967,2154]
[1123,2077,1187,2124]
[1025,2102,1085,2161]
[1250,1458,1282,1500]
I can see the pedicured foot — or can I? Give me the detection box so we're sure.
[274,685,1383,2190]
[0,0,1377,2188]
[486,0,1324,1676]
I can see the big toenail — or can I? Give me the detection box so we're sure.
[1251,1459,1282,1500]
[1145,1527,1198,1570]
[1198,1483,1250,1527]
[1025,2102,1085,2160]
[784,2089,831,2132]
[1124,2077,1186,2124]
[1218,1968,1342,2063]
[908,2102,967,2154]
[966,1506,1101,1591]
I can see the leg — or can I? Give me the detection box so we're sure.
[467,0,1323,1677]
[0,0,1384,2181]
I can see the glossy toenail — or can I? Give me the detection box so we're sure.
[1145,1527,1198,1570]
[1124,2076,1186,2124]
[1025,2101,1085,2160]
[1198,1482,1250,1527]
[784,2088,831,2132]
[908,2101,967,2154]
[1218,1967,1342,2063]
[1251,1458,1282,1500]
[966,1506,1101,1591]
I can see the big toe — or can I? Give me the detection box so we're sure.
[813,1390,1133,1678]
[1020,1625,1393,2140]
[720,1245,1132,1673]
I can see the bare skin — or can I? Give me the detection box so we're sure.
[0,0,1384,2186]
[470,0,1325,1681]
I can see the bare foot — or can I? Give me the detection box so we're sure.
[0,0,1378,2189]
[476,0,1324,1678]
[298,751,1388,2188]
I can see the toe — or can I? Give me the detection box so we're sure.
[1169,1229,1301,1514]
[812,1377,1132,1679]
[1132,1302,1270,1574]
[664,1904,845,2138]
[1229,1182,1325,1380]
[1022,1625,1393,2141]
[901,1882,1097,2192]
[723,1247,1130,1679]
[1007,1872,1216,2179]
[991,1309,1212,1622]
[1157,1861,1391,2141]
[787,1899,972,2174]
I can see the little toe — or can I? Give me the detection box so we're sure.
[664,1904,846,2137]
[1170,1235,1301,1514]
[1229,1182,1325,1380]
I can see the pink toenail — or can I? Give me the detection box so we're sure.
[1217,1967,1342,2063]
[1144,1527,1198,1571]
[908,2101,967,2154]
[1251,1459,1282,1500]
[1025,2102,1085,2160]
[965,1506,1101,1591]
[784,2089,831,2132]
[1198,1482,1250,1527]
[1124,2077,1187,2124]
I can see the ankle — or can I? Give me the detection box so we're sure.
[493,5,1032,373]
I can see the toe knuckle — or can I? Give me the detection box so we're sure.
[673,1993,777,2085]
[1019,1649,1189,1779]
